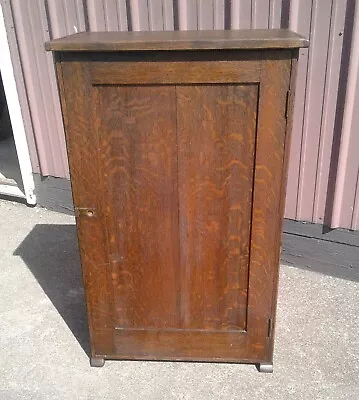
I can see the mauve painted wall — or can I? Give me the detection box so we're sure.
[1,0,359,230]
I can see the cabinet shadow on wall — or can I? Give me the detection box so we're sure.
[13,224,90,357]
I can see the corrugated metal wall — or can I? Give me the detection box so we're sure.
[2,0,359,230]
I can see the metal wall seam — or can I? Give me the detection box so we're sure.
[103,0,122,31]
[331,0,359,229]
[198,0,214,30]
[230,0,251,29]
[269,0,282,29]
[297,0,333,222]
[313,0,347,224]
[285,0,312,219]
[252,0,269,29]
[148,0,165,31]
[10,0,68,177]
[46,0,86,39]
[213,0,225,30]
[130,0,149,31]
[86,0,106,31]
[162,0,174,30]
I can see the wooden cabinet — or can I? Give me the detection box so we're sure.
[47,30,308,371]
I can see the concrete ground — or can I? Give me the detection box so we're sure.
[0,199,358,400]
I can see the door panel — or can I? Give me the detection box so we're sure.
[177,85,258,331]
[93,85,180,329]
[59,53,292,362]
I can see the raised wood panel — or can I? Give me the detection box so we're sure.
[177,84,258,331]
[93,85,180,329]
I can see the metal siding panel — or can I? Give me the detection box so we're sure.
[269,0,282,29]
[297,0,332,221]
[198,0,214,30]
[313,0,347,224]
[103,0,121,31]
[86,0,106,31]
[11,0,68,178]
[285,0,312,219]
[148,0,164,31]
[353,174,359,230]
[177,0,198,30]
[332,0,359,229]
[116,0,129,30]
[1,0,39,173]
[87,0,128,32]
[163,0,174,30]
[213,0,224,30]
[130,0,150,31]
[252,0,269,29]
[46,0,86,38]
[230,0,251,29]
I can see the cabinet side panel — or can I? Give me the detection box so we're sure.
[247,51,291,359]
[57,61,115,356]
[93,85,180,330]
[177,84,258,331]
[268,50,299,358]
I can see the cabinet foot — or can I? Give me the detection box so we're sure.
[90,357,105,367]
[258,363,273,373]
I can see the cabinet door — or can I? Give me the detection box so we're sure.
[58,50,292,363]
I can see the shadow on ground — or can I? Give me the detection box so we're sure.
[13,224,90,356]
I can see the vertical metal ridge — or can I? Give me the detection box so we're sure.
[198,0,214,30]
[230,0,251,29]
[148,0,164,31]
[297,0,333,222]
[163,0,174,31]
[313,0,348,224]
[269,0,282,29]
[285,0,312,219]
[86,0,106,31]
[331,0,359,228]
[252,0,270,29]
[11,0,67,177]
[213,0,225,30]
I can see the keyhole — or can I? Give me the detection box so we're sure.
[87,210,94,217]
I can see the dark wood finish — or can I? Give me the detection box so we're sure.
[46,29,309,52]
[90,60,261,85]
[50,30,306,369]
[177,84,258,332]
[94,85,180,330]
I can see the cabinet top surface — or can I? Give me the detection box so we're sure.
[46,29,308,52]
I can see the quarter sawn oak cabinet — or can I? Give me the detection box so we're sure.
[47,30,308,372]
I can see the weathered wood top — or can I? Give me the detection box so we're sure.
[46,29,309,52]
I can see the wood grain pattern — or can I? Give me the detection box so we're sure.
[46,29,309,51]
[93,85,180,329]
[113,330,263,362]
[91,60,261,85]
[52,42,301,366]
[177,84,258,332]
[247,50,291,362]
[268,50,299,358]
[57,61,115,356]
